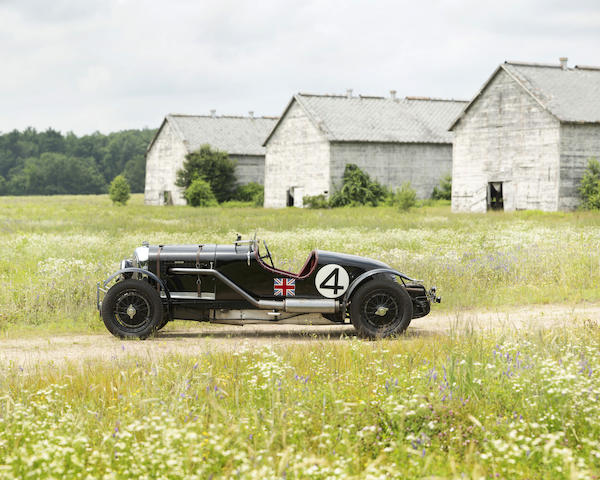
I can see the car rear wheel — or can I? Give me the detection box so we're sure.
[349,279,413,339]
[101,279,164,339]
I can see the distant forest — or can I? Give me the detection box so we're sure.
[0,128,156,195]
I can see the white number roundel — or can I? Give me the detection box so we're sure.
[315,264,349,298]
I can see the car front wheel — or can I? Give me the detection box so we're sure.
[101,279,164,339]
[349,279,413,339]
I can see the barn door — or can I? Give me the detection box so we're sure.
[487,182,504,211]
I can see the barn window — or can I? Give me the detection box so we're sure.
[487,182,504,211]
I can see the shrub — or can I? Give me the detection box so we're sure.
[303,194,330,209]
[252,189,264,207]
[395,182,417,211]
[329,164,388,207]
[432,174,452,200]
[108,175,130,205]
[579,158,600,210]
[235,182,263,202]
[176,144,237,203]
[184,178,218,207]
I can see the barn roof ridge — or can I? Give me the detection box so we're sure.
[167,113,277,120]
[504,60,562,69]
[405,96,469,103]
[297,92,387,99]
[574,65,600,71]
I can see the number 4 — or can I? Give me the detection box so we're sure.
[315,264,349,298]
[319,268,342,294]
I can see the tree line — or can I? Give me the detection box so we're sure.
[0,127,156,195]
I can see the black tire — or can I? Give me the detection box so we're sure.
[156,310,170,331]
[349,279,413,339]
[101,279,164,339]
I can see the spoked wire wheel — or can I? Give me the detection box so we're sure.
[113,290,152,332]
[349,278,413,339]
[361,290,400,330]
[101,279,164,339]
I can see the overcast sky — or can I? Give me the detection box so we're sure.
[1,0,599,135]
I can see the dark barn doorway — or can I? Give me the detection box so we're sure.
[487,182,504,211]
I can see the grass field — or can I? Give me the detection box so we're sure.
[2,194,600,331]
[1,194,600,478]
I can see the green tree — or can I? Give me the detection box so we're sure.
[579,158,600,209]
[20,153,106,195]
[329,164,388,207]
[109,175,131,205]
[395,182,417,211]
[432,174,452,200]
[38,128,65,153]
[176,144,237,203]
[0,127,155,196]
[184,178,218,207]
[122,154,146,193]
[235,182,263,202]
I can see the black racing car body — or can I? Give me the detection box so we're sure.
[98,236,440,339]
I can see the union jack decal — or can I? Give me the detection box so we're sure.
[274,277,295,296]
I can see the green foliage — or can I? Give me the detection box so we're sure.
[11,153,106,195]
[235,182,263,203]
[184,178,218,207]
[303,194,330,209]
[395,182,417,211]
[432,174,452,200]
[329,164,388,207]
[579,158,600,210]
[0,175,5,195]
[0,127,155,195]
[251,188,264,207]
[176,144,237,203]
[108,175,130,205]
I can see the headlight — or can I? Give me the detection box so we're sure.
[134,246,149,269]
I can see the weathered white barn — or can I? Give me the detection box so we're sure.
[144,114,277,205]
[451,59,600,212]
[263,92,467,208]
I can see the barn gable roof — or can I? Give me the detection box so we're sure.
[263,94,468,146]
[450,61,600,130]
[148,114,278,156]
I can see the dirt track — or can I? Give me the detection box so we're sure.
[2,302,599,365]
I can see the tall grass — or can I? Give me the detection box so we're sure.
[2,194,600,331]
[0,325,599,478]
[2,195,600,478]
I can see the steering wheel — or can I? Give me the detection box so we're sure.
[261,241,275,268]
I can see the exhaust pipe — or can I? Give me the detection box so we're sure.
[169,268,338,313]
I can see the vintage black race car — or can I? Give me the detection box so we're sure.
[97,235,440,339]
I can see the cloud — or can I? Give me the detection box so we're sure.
[0,0,598,134]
